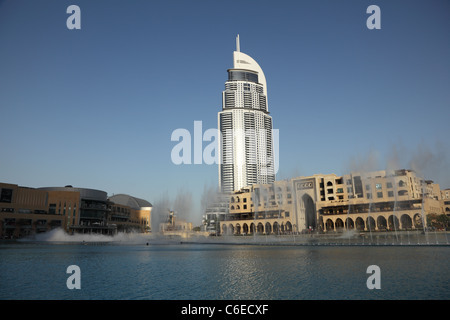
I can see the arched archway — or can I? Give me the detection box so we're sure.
[243,223,249,234]
[377,216,387,230]
[355,217,365,231]
[273,222,280,234]
[366,216,376,231]
[325,219,334,231]
[228,224,235,235]
[235,224,241,235]
[303,194,316,230]
[400,214,412,230]
[257,222,264,234]
[285,221,292,233]
[388,215,400,230]
[222,224,227,234]
[345,217,354,230]
[335,218,344,231]
[250,223,256,234]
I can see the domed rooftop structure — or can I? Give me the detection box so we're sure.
[108,194,152,210]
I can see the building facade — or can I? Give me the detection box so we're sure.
[222,180,294,236]
[221,169,448,235]
[218,35,275,194]
[0,183,70,238]
[0,183,152,238]
[108,194,152,233]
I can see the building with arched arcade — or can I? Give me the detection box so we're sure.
[220,169,447,235]
[221,180,295,235]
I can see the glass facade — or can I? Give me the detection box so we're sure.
[228,70,259,83]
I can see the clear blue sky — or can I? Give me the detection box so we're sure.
[1,0,449,224]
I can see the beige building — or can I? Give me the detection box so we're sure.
[222,180,295,235]
[108,194,152,233]
[442,189,450,215]
[0,182,152,238]
[221,169,448,235]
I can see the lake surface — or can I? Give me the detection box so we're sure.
[1,231,449,300]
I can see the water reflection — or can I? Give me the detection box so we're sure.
[1,242,449,300]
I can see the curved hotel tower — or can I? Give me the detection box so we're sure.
[218,35,275,193]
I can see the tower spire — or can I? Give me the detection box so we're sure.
[236,34,240,52]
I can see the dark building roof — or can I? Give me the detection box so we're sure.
[39,186,108,202]
[108,194,152,210]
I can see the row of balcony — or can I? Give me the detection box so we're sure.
[320,200,422,215]
[1,218,62,228]
[224,211,287,221]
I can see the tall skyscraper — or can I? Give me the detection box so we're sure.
[218,35,275,193]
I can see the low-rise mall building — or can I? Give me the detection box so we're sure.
[0,183,152,238]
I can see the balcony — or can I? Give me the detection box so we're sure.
[13,219,32,229]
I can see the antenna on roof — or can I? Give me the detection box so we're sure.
[236,34,240,52]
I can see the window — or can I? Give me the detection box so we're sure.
[388,191,394,197]
[377,192,383,198]
[367,193,372,199]
[336,188,344,193]
[0,188,13,203]
[375,183,382,190]
[353,176,363,195]
[365,185,371,191]
[387,182,393,188]
[49,204,56,214]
